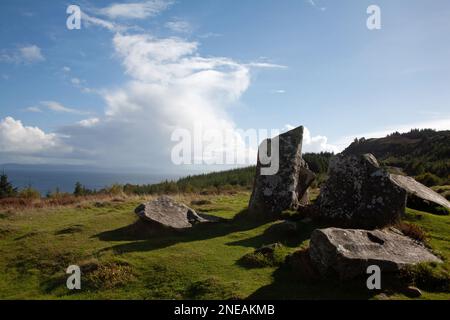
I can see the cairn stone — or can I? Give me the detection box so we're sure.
[248,126,316,217]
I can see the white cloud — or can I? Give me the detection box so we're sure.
[247,62,287,69]
[165,19,192,33]
[78,118,100,127]
[0,117,67,154]
[0,45,45,64]
[26,107,42,113]
[98,0,173,19]
[41,101,89,115]
[284,125,339,154]
[55,32,261,169]
[71,78,81,85]
[81,11,126,32]
[19,45,45,63]
[62,66,71,72]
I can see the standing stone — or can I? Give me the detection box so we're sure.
[318,153,407,229]
[248,126,316,217]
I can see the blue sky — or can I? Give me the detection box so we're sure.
[0,0,449,173]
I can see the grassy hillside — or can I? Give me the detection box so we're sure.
[344,129,450,185]
[0,192,448,300]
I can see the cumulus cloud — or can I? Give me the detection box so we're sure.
[97,0,173,20]
[19,45,45,62]
[285,125,339,154]
[56,32,254,169]
[0,117,67,154]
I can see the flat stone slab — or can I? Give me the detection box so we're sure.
[390,174,450,214]
[135,196,221,230]
[309,227,442,280]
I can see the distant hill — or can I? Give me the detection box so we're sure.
[343,129,450,185]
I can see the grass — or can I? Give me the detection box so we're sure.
[0,192,448,300]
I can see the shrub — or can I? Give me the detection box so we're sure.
[415,172,442,187]
[239,243,289,268]
[396,222,427,243]
[399,263,450,292]
[81,260,134,290]
[18,187,41,199]
[103,184,124,196]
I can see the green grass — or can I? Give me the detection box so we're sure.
[0,193,448,300]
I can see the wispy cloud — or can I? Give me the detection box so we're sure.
[0,45,45,64]
[26,107,42,113]
[81,11,127,32]
[246,62,287,69]
[306,0,326,11]
[165,18,192,33]
[40,101,89,115]
[97,0,173,20]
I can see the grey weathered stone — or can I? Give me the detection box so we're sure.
[309,227,442,280]
[135,196,220,230]
[390,174,450,214]
[318,153,407,229]
[248,126,316,217]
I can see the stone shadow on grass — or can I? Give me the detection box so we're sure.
[94,209,275,255]
[247,264,377,300]
[226,219,326,250]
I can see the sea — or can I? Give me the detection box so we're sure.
[4,169,176,195]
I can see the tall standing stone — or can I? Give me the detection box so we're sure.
[318,153,407,229]
[248,126,316,217]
